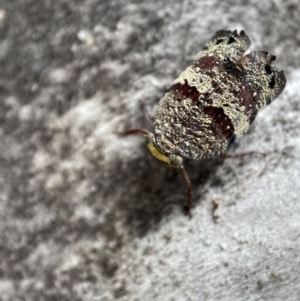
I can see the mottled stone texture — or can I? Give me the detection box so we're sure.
[0,1,300,301]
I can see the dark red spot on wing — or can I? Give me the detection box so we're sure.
[193,56,218,70]
[203,106,234,139]
[172,80,200,103]
[230,78,258,120]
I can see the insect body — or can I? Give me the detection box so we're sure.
[125,30,286,217]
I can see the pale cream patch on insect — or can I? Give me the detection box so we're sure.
[174,66,214,94]
[208,78,251,137]
[197,41,245,64]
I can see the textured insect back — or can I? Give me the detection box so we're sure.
[199,30,251,63]
[154,30,286,160]
[238,51,286,111]
[154,30,254,160]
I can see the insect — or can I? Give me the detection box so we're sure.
[124,30,286,217]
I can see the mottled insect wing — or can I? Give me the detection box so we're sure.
[154,30,285,162]
[237,51,286,111]
[199,29,251,64]
[154,30,252,160]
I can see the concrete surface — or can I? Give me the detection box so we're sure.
[1,0,300,300]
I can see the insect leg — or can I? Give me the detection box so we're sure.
[221,151,266,159]
[123,129,149,136]
[180,164,192,218]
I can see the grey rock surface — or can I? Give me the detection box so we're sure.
[1,1,300,300]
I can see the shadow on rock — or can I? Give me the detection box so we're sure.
[105,152,226,238]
